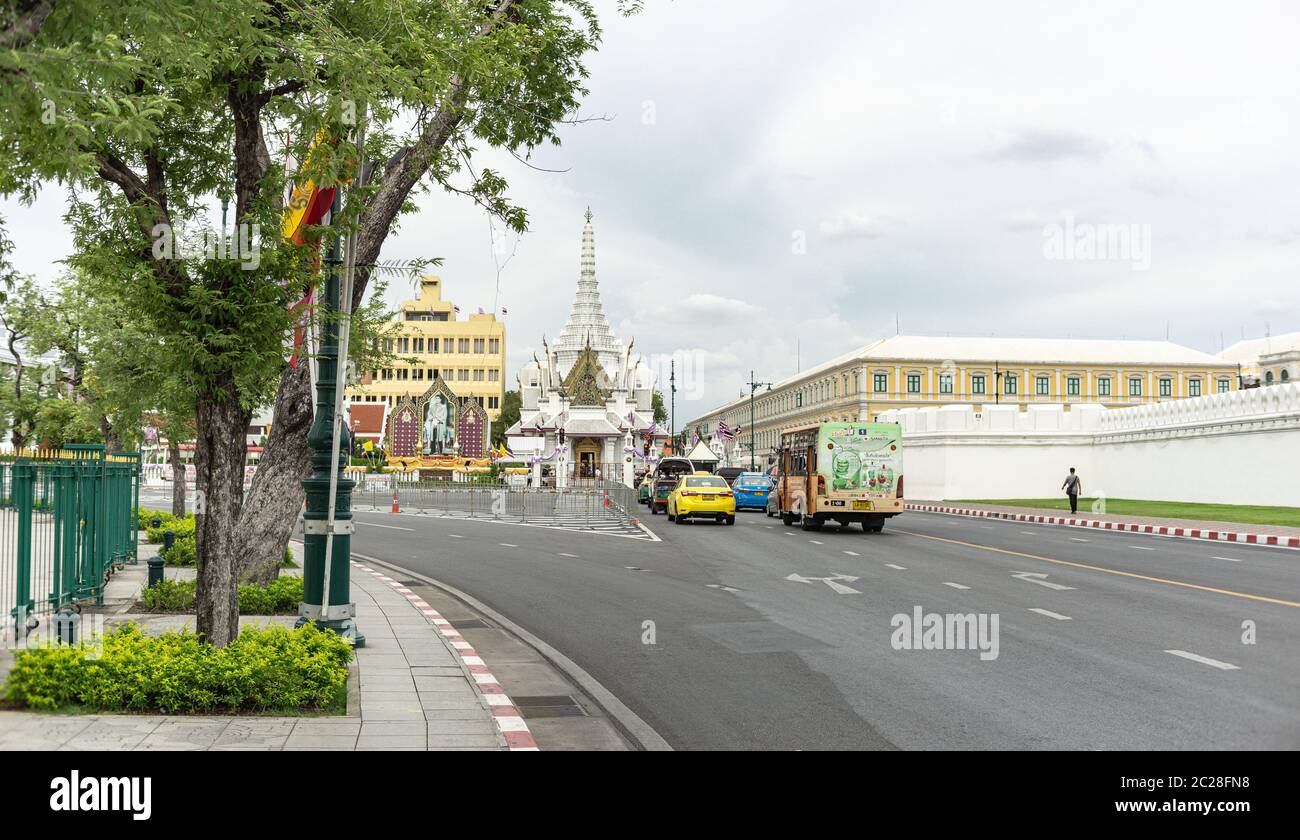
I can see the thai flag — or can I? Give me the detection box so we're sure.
[717,421,736,441]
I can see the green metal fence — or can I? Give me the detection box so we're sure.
[0,446,140,631]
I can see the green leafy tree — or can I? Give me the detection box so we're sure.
[651,389,668,425]
[492,389,521,447]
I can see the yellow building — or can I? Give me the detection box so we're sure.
[347,276,507,419]
[686,335,1240,465]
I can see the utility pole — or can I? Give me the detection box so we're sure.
[994,360,1001,405]
[745,370,771,471]
[297,118,367,648]
[670,359,677,453]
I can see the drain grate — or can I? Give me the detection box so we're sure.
[511,695,587,719]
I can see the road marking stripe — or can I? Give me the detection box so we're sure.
[1020,531,1036,535]
[356,521,415,531]
[1130,545,1155,551]
[843,550,860,556]
[499,543,518,548]
[1070,538,1089,543]
[885,563,906,570]
[1165,650,1240,670]
[810,540,824,545]
[558,552,579,558]
[447,534,464,539]
[892,529,1300,609]
[943,582,970,590]
[1212,556,1242,563]
[1028,608,1071,620]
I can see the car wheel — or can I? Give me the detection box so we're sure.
[724,515,735,526]
[667,511,675,522]
[676,513,688,525]
[781,513,794,526]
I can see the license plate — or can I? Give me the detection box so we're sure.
[701,495,715,501]
[852,500,873,511]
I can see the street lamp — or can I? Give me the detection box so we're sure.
[669,359,677,454]
[745,370,771,471]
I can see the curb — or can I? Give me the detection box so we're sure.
[350,560,539,751]
[350,552,672,751]
[907,503,1300,549]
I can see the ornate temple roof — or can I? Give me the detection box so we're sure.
[560,344,612,406]
[553,209,624,378]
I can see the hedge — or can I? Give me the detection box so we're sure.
[3,623,351,713]
[140,576,304,614]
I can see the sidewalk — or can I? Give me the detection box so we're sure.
[0,550,535,750]
[908,500,1300,549]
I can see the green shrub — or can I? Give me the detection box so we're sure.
[282,546,297,568]
[139,575,303,614]
[146,514,195,544]
[137,508,175,531]
[140,578,196,611]
[3,622,352,713]
[161,535,196,566]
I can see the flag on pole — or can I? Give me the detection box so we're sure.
[717,421,736,441]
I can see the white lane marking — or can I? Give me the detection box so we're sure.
[447,534,464,539]
[885,563,906,570]
[706,584,741,593]
[1011,571,1075,591]
[356,521,415,531]
[499,543,518,548]
[1028,608,1072,620]
[942,582,970,590]
[1165,650,1240,670]
[1020,531,1036,535]
[786,572,861,595]
[1212,556,1242,563]
[810,540,824,545]
[785,532,797,536]
[1070,537,1090,543]
[843,550,860,556]
[1130,545,1155,551]
[558,552,579,558]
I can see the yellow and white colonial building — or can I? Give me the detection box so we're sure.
[1219,331,1300,388]
[686,335,1241,466]
[347,276,507,420]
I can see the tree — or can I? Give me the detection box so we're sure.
[651,389,668,426]
[493,390,521,447]
[2,0,628,645]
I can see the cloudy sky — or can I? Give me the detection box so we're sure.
[4,0,1299,426]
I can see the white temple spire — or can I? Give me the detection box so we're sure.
[555,208,624,377]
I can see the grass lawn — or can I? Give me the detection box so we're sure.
[952,498,1300,528]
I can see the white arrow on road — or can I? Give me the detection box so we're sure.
[1011,571,1075,591]
[786,572,861,595]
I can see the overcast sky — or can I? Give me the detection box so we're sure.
[4,1,1299,426]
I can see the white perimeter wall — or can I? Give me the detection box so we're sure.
[880,383,1300,507]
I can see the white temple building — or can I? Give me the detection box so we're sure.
[507,210,663,487]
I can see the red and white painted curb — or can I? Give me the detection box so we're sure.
[350,561,539,751]
[907,503,1300,549]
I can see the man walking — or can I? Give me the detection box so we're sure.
[1062,467,1082,514]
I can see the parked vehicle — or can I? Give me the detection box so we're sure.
[637,473,654,504]
[733,472,773,510]
[715,466,745,486]
[648,457,695,515]
[770,422,903,532]
[667,473,735,525]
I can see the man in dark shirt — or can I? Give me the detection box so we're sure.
[1062,468,1082,514]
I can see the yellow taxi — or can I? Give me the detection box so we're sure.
[667,472,736,526]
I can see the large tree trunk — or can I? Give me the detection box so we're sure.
[235,358,313,585]
[168,438,185,518]
[193,378,251,647]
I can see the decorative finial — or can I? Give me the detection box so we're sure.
[584,206,592,223]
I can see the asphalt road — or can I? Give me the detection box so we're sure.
[328,503,1297,749]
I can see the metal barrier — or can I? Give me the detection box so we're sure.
[350,475,640,530]
[0,446,140,631]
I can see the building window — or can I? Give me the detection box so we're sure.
[473,369,485,382]
[1188,378,1202,397]
[1067,376,1080,396]
[458,368,469,381]
[1283,370,1291,382]
[413,337,424,353]
[1097,377,1111,397]
[431,338,439,353]
[1129,377,1143,397]
[1004,374,1017,395]
[906,374,921,394]
[971,374,986,395]
[458,338,470,354]
[796,392,803,408]
[488,369,499,382]
[1158,377,1172,397]
[1265,371,1274,384]
[383,339,393,353]
[1036,375,1050,396]
[413,369,424,381]
[939,374,953,394]
[474,338,485,354]
[873,373,888,393]
[1217,378,1230,393]
[489,338,500,354]
[397,337,409,353]
[381,369,393,380]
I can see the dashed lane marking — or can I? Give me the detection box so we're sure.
[1165,650,1239,670]
[1212,556,1242,563]
[885,563,906,570]
[892,528,1300,609]
[843,550,860,556]
[943,582,970,590]
[1028,608,1072,620]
